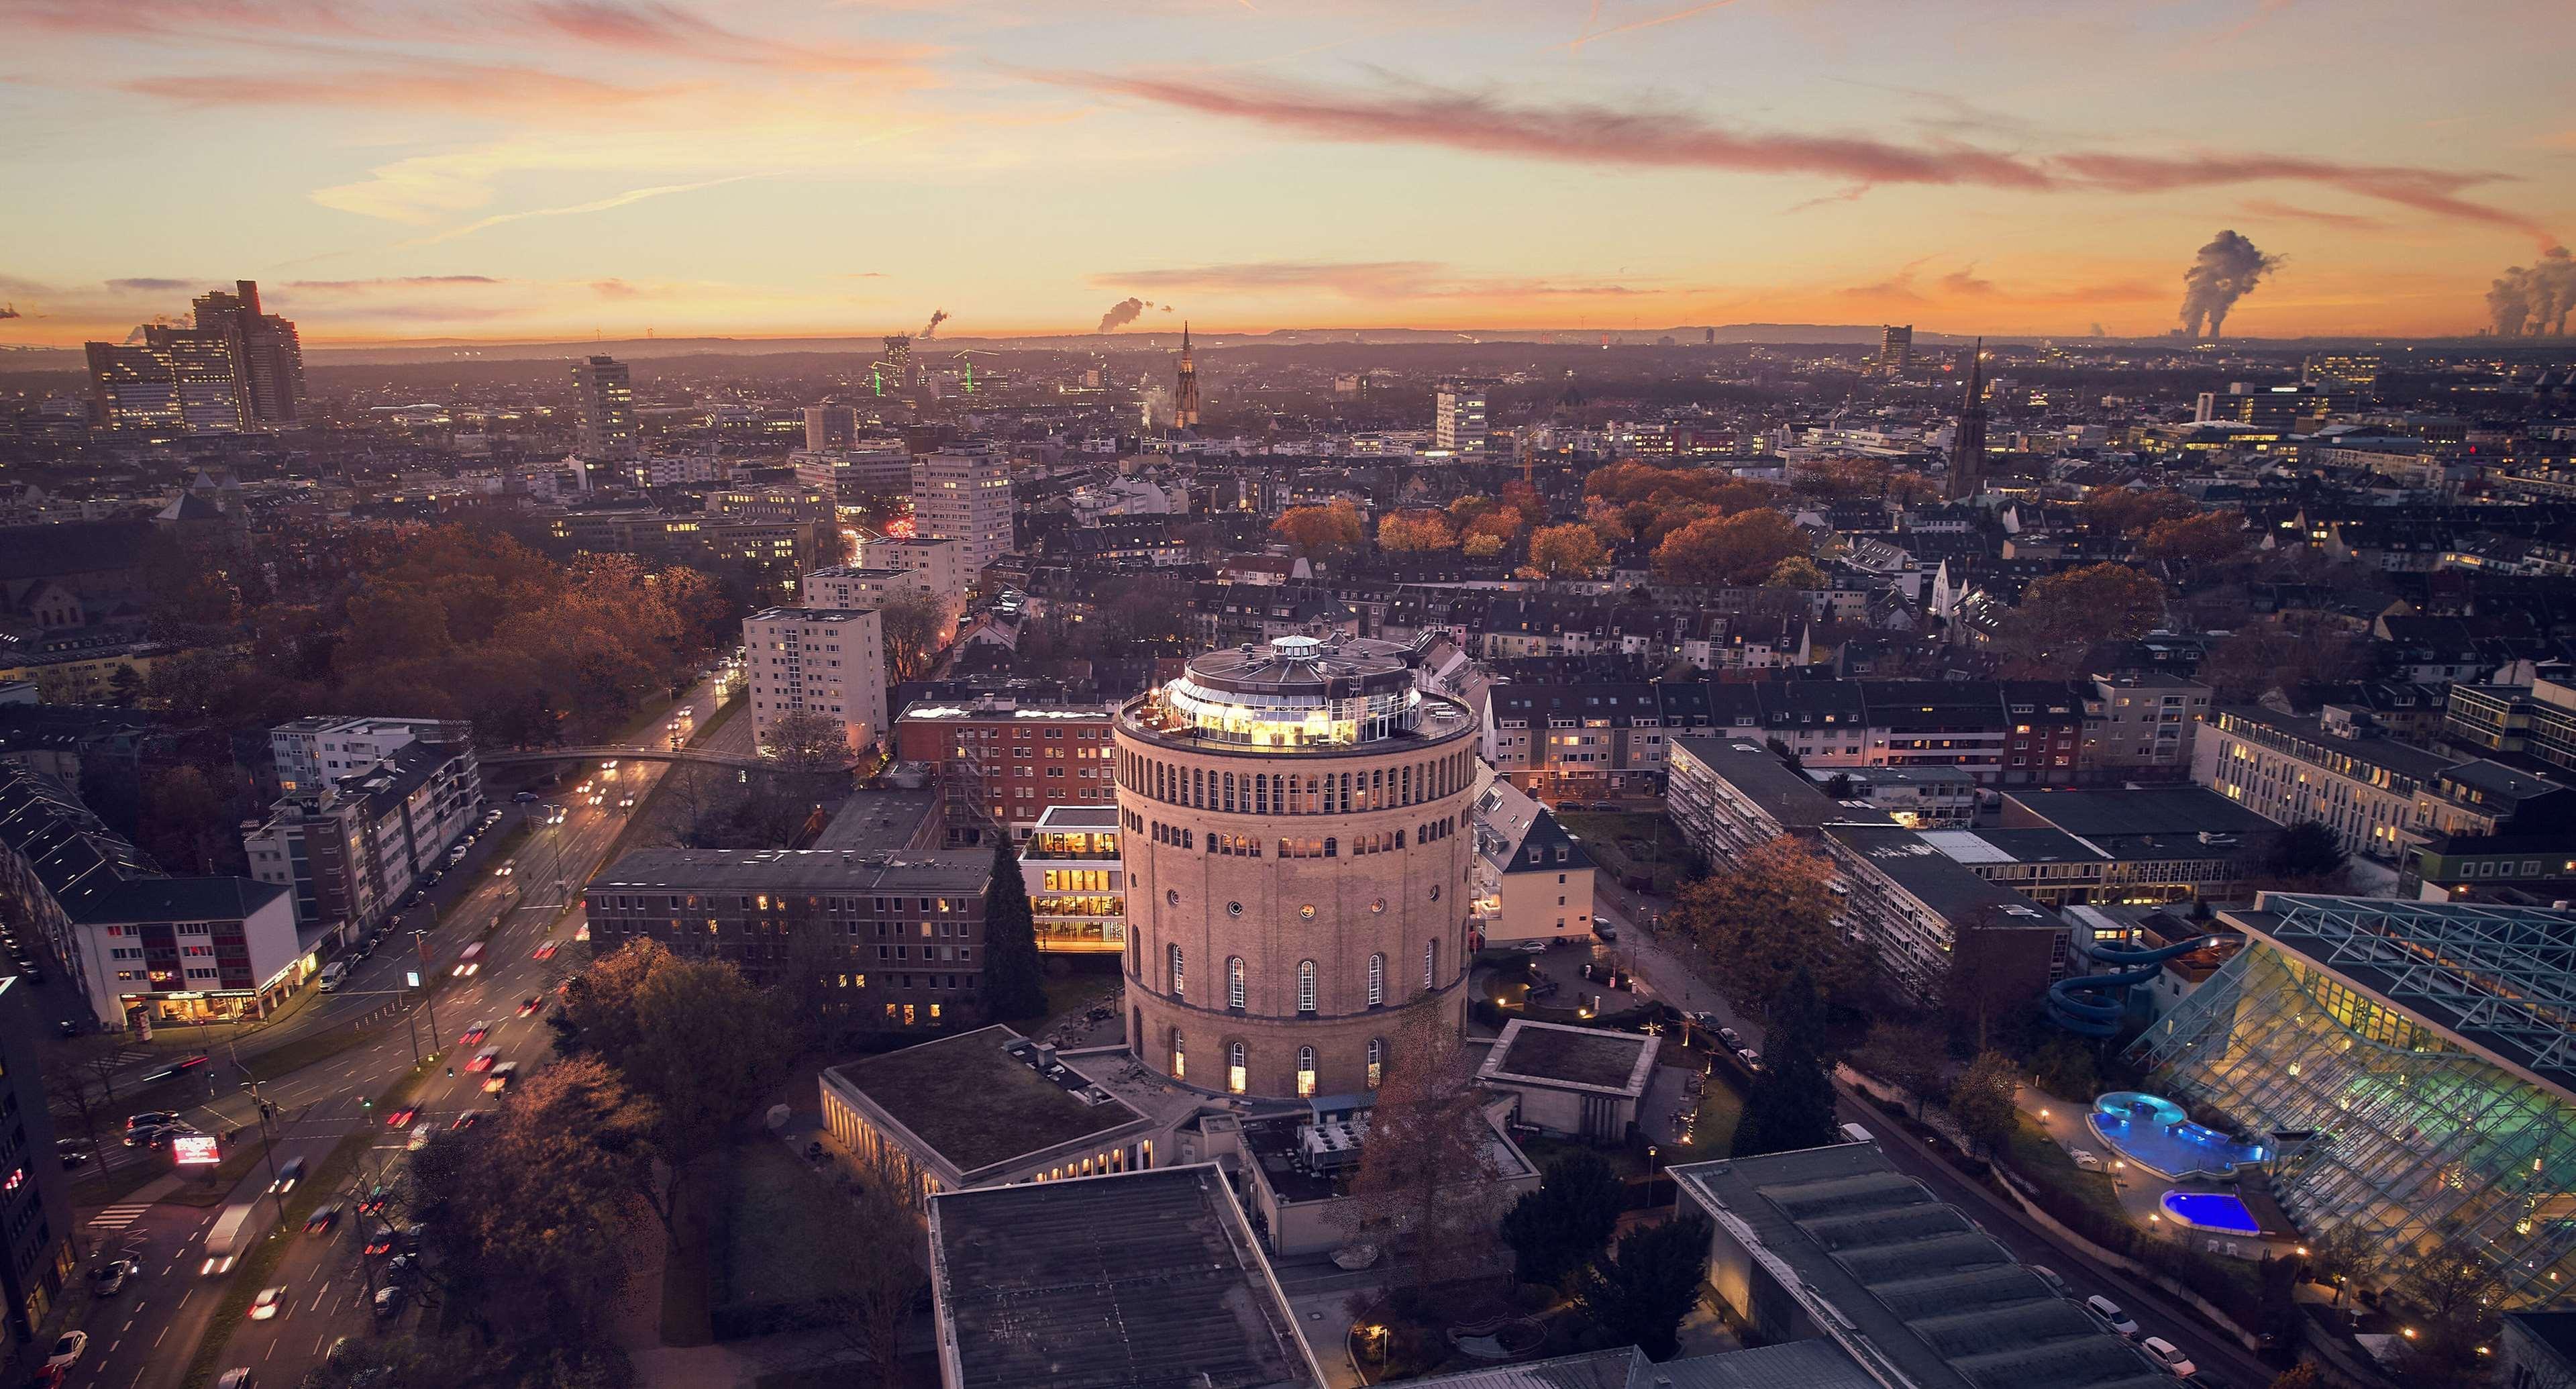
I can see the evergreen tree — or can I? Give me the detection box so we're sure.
[1729,967,1839,1158]
[980,837,1047,1021]
[1574,1212,1713,1360]
[1498,1149,1627,1290]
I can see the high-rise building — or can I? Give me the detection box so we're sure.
[743,607,890,756]
[1945,340,1986,501]
[910,444,1015,581]
[1115,636,1482,1099]
[1879,323,1913,375]
[0,976,74,1347]
[882,333,915,395]
[84,327,243,434]
[1172,323,1200,429]
[804,403,858,452]
[570,354,637,460]
[1434,381,1488,458]
[191,280,305,425]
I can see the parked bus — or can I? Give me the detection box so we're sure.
[452,942,485,978]
[203,1194,278,1275]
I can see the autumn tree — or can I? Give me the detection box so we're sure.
[1947,1049,2021,1158]
[1272,501,1366,558]
[1527,523,1609,578]
[1331,994,1505,1291]
[1377,511,1459,552]
[2079,488,2197,537]
[1651,509,1808,586]
[1462,531,1506,559]
[2138,509,2249,564]
[1996,562,2166,672]
[1498,1149,1625,1290]
[980,837,1047,1021]
[2197,613,2371,701]
[1667,835,1860,1011]
[1574,1212,1713,1360]
[801,1149,932,1389]
[1764,556,1829,590]
[1849,1019,1950,1119]
[876,590,949,684]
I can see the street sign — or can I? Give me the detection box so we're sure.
[406,971,421,988]
[172,1132,221,1166]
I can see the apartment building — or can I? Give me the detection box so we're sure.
[269,715,470,794]
[582,846,990,1032]
[548,510,830,572]
[1467,778,1596,947]
[243,738,485,945]
[792,440,913,501]
[2193,703,2569,863]
[854,533,970,605]
[800,566,914,611]
[911,444,1016,581]
[892,699,1118,843]
[0,978,74,1352]
[742,607,890,756]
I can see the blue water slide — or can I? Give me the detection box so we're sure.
[2046,933,2218,1036]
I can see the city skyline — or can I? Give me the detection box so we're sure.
[3,0,2572,345]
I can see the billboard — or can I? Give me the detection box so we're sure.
[172,1132,221,1166]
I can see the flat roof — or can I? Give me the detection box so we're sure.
[1673,1144,2167,1389]
[1920,828,2110,867]
[1483,1020,1657,1096]
[807,789,937,854]
[1822,825,2059,929]
[589,846,987,894]
[928,1164,1320,1389]
[828,1025,1145,1176]
[1034,805,1121,830]
[1671,737,1893,831]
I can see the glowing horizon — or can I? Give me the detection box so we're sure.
[4,0,2570,347]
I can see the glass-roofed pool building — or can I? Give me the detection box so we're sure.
[2130,893,2576,1304]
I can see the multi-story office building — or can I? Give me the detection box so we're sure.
[792,440,913,501]
[244,738,485,946]
[1019,805,1125,954]
[2134,893,2576,1306]
[84,328,243,434]
[269,715,470,794]
[190,280,305,425]
[2444,674,2576,774]
[743,607,889,756]
[1878,323,1912,374]
[803,403,858,452]
[799,566,913,611]
[2081,673,2208,779]
[570,354,637,460]
[911,444,1015,581]
[0,976,74,1355]
[583,846,990,1031]
[893,699,1117,841]
[1433,382,1487,457]
[1114,636,1482,1100]
[705,485,833,525]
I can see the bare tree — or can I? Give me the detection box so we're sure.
[803,1150,931,1388]
[1329,994,1506,1292]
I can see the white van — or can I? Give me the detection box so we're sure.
[317,961,350,992]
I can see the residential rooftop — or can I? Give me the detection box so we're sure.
[1822,824,2061,929]
[827,1025,1146,1176]
[1483,1020,1658,1096]
[927,1164,1321,1389]
[806,788,939,854]
[588,846,988,894]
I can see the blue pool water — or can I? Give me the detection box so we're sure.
[2161,1190,2262,1235]
[2086,1090,2269,1180]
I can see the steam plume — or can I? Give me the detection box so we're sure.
[0,305,17,320]
[2178,229,2278,338]
[1097,297,1147,331]
[919,308,948,339]
[2487,248,2576,336]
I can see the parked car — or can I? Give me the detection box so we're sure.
[1513,939,1549,954]
[513,790,540,803]
[374,1284,406,1318]
[1593,923,1618,942]
[1716,1027,1743,1048]
[46,1331,87,1371]
[305,1203,342,1235]
[2141,1337,2196,1377]
[2086,1295,2140,1338]
[92,1259,136,1295]
[2029,1265,2072,1299]
[1735,1047,1763,1072]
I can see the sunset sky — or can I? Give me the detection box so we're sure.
[3,0,2569,344]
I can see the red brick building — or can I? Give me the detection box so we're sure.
[893,699,1117,843]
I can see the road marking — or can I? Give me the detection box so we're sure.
[88,1204,154,1230]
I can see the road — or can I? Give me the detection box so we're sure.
[1588,892,2278,1389]
[64,676,738,1389]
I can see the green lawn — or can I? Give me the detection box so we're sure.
[721,1141,846,1308]
[2005,1116,2128,1223]
[1678,1066,1745,1160]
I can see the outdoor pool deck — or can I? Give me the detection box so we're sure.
[2086,1090,2270,1181]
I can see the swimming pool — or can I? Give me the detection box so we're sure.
[2086,1091,2269,1180]
[2160,1190,2262,1236]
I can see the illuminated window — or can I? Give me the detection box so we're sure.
[1366,1037,1384,1089]
[1227,1041,1247,1095]
[1423,939,1438,991]
[1170,1029,1186,1080]
[1297,1047,1317,1098]
[1298,960,1317,1013]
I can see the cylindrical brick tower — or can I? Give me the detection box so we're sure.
[1114,635,1480,1100]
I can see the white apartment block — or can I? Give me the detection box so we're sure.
[1435,383,1488,458]
[801,566,913,610]
[571,354,637,461]
[743,607,890,756]
[910,445,1015,581]
[856,533,970,605]
[270,716,469,794]
[792,440,913,501]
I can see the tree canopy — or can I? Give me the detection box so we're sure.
[980,837,1047,1021]
[1667,835,1861,1011]
[1574,1212,1714,1361]
[1271,500,1366,558]
[1498,1149,1626,1289]
[1730,967,1839,1158]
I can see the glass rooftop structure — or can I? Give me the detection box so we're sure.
[2130,894,2576,1305]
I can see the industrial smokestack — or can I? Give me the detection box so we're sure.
[2178,229,2279,340]
[919,308,948,340]
[1097,297,1148,332]
[2489,248,2576,336]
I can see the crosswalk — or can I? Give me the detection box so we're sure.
[87,1202,153,1231]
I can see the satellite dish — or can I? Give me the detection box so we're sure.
[764,1104,790,1131]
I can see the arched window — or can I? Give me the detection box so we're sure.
[1423,939,1438,991]
[1227,956,1246,1011]
[1296,1046,1317,1098]
[1227,1041,1247,1095]
[1170,1027,1186,1081]
[1168,944,1184,999]
[1368,954,1384,1007]
[1297,960,1317,1013]
[1366,1037,1385,1089]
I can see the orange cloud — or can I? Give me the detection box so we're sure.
[2236,197,2387,230]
